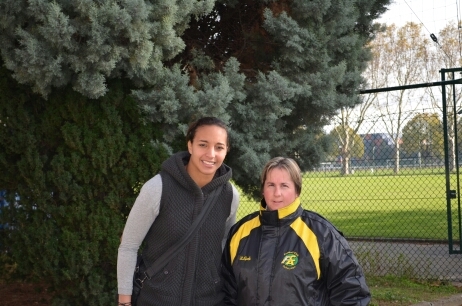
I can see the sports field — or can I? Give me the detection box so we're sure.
[237,168,461,240]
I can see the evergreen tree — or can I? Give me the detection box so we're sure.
[1,0,390,195]
[0,64,168,305]
[140,0,391,194]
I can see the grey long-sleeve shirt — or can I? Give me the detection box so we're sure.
[117,174,239,295]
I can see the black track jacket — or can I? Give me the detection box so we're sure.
[221,198,370,306]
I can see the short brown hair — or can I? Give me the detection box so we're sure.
[260,157,302,195]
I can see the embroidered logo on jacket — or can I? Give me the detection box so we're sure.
[239,256,251,261]
[281,252,299,269]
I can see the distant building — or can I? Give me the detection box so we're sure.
[358,133,395,166]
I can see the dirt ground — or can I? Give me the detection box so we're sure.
[0,281,53,306]
[1,279,461,306]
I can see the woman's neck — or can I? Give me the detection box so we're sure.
[186,164,213,188]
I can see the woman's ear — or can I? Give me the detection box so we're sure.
[187,141,192,154]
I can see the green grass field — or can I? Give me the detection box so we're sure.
[237,168,462,240]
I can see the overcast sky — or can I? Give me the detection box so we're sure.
[377,0,462,38]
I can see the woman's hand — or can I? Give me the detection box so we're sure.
[118,294,131,305]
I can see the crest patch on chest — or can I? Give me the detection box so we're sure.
[281,251,299,269]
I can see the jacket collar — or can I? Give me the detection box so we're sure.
[161,151,232,193]
[259,197,302,226]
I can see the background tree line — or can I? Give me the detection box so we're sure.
[0,0,389,304]
[327,20,462,174]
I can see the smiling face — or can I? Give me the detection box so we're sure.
[186,124,228,187]
[263,167,299,211]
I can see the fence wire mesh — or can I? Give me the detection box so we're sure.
[237,130,462,282]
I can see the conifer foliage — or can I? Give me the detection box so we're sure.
[0,0,390,193]
[0,65,167,305]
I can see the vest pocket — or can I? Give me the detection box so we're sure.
[196,253,223,297]
[144,252,186,297]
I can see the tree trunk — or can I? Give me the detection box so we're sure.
[393,142,400,174]
[341,155,350,175]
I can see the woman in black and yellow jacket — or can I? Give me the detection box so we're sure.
[221,157,370,306]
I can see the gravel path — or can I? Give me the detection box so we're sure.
[349,240,462,281]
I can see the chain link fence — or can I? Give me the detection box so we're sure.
[236,130,462,282]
